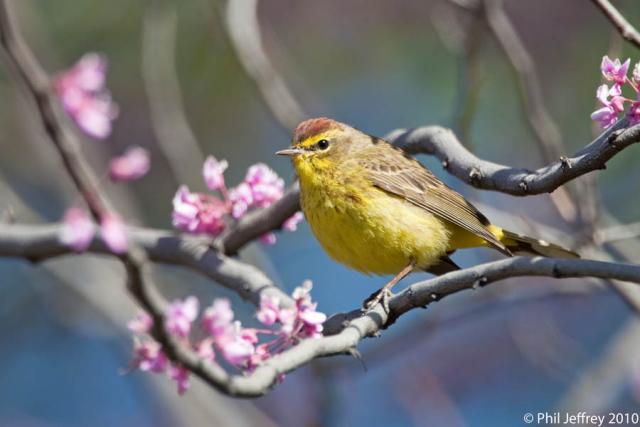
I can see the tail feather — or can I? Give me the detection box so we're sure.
[500,229,579,259]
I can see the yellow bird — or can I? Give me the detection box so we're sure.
[277,118,578,310]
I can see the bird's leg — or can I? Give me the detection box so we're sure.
[363,260,416,314]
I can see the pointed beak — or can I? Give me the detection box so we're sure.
[276,148,304,157]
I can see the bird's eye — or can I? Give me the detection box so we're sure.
[317,139,330,150]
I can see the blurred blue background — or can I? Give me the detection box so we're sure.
[1,0,640,426]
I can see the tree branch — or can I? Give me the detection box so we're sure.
[0,1,112,219]
[3,0,640,400]
[0,219,638,396]
[386,119,640,196]
[142,0,206,187]
[216,118,640,257]
[215,0,306,131]
[591,0,640,49]
[484,0,564,164]
[101,255,640,397]
[482,0,582,223]
[0,0,242,399]
[0,223,292,306]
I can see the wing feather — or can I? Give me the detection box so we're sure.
[361,142,511,255]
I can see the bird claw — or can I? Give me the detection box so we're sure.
[362,287,393,314]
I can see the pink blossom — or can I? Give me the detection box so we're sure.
[292,280,313,302]
[133,339,167,373]
[228,182,253,219]
[591,106,618,129]
[260,232,277,245]
[227,164,284,219]
[54,53,118,139]
[73,95,118,139]
[283,212,304,232]
[59,207,95,252]
[128,310,153,334]
[278,308,297,335]
[203,155,228,191]
[601,56,630,85]
[256,295,280,325]
[629,102,640,126]
[248,344,272,372]
[109,146,150,182]
[195,338,216,362]
[217,322,255,366]
[292,281,326,339]
[100,212,128,253]
[165,296,199,339]
[298,304,326,339]
[202,298,234,338]
[240,328,259,345]
[244,163,284,208]
[596,84,622,107]
[171,186,227,235]
[64,53,107,92]
[592,84,623,129]
[168,364,190,396]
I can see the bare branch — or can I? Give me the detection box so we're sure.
[109,255,640,397]
[591,0,640,49]
[0,223,292,306]
[0,1,113,219]
[217,0,306,130]
[483,0,580,223]
[4,0,640,400]
[0,0,235,399]
[214,119,640,257]
[142,0,206,186]
[594,221,640,245]
[386,119,640,196]
[4,220,639,396]
[484,0,564,162]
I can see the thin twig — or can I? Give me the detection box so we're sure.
[0,223,293,306]
[142,0,206,187]
[215,0,306,131]
[1,223,638,397]
[591,0,640,49]
[0,2,112,220]
[594,221,640,245]
[482,0,580,223]
[386,119,639,196]
[483,0,564,162]
[0,0,193,396]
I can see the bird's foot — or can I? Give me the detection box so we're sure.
[362,287,393,314]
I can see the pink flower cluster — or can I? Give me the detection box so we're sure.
[172,156,303,244]
[54,53,118,139]
[591,56,640,129]
[59,207,128,254]
[128,281,326,395]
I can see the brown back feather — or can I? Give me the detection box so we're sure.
[358,135,511,255]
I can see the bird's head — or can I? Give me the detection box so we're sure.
[276,117,365,173]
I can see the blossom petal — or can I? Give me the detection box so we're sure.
[100,212,128,253]
[203,155,228,191]
[59,207,95,252]
[109,146,150,182]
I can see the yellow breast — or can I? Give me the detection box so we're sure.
[295,158,451,275]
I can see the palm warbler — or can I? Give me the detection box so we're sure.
[277,118,578,311]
